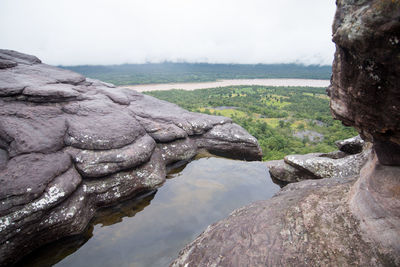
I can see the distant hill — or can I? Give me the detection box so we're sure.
[60,63,332,86]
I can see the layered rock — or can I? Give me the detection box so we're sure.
[0,49,262,266]
[172,1,400,266]
[267,135,370,185]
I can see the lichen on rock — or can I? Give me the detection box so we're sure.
[0,49,262,266]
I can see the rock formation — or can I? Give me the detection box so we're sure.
[0,49,262,266]
[267,135,370,185]
[172,1,400,266]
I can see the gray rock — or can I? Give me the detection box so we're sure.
[0,152,72,215]
[0,49,41,65]
[266,143,371,186]
[335,135,364,154]
[72,135,156,178]
[0,102,67,157]
[266,159,318,184]
[0,59,17,69]
[194,123,262,161]
[65,112,145,150]
[22,83,80,102]
[284,146,370,179]
[136,115,188,143]
[158,138,198,165]
[0,50,261,266]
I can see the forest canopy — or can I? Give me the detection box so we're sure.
[146,85,356,160]
[60,63,331,86]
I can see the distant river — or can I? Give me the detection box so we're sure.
[122,78,330,92]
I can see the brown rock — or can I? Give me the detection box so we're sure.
[329,0,400,165]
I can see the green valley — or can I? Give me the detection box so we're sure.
[145,86,357,160]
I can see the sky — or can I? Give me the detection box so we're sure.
[0,0,336,66]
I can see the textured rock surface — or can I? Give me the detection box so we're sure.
[335,135,364,154]
[266,136,370,185]
[0,49,262,266]
[173,1,400,266]
[172,175,395,267]
[329,0,400,165]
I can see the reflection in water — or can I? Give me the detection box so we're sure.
[17,192,157,267]
[18,156,280,267]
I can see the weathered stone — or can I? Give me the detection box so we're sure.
[373,139,400,166]
[136,115,188,143]
[0,59,17,69]
[0,49,41,65]
[65,112,145,150]
[173,1,400,265]
[194,123,262,161]
[72,135,156,178]
[266,140,371,186]
[329,0,400,162]
[158,138,198,165]
[84,148,166,207]
[284,145,370,179]
[128,94,232,136]
[0,50,261,266]
[266,159,318,184]
[335,135,364,154]
[0,102,67,157]
[172,175,396,266]
[22,83,81,102]
[350,153,400,261]
[0,152,72,215]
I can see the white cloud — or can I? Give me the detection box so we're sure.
[0,0,336,65]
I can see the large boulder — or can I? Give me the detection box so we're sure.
[172,1,400,265]
[0,49,262,266]
[172,174,393,266]
[328,0,400,165]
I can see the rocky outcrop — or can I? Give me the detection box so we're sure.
[0,49,262,266]
[267,135,370,185]
[172,173,394,267]
[172,1,400,266]
[328,0,400,165]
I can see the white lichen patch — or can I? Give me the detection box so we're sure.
[0,185,67,233]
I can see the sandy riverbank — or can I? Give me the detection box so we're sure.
[121,78,330,92]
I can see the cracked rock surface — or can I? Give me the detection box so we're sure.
[0,49,262,266]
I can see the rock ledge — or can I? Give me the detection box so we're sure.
[0,49,262,266]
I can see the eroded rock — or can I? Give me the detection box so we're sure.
[267,137,371,185]
[173,1,400,265]
[335,135,364,154]
[0,50,261,266]
[329,0,400,164]
[172,175,394,266]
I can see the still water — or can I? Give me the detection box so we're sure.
[20,156,280,267]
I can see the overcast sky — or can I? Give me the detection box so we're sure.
[0,0,336,66]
